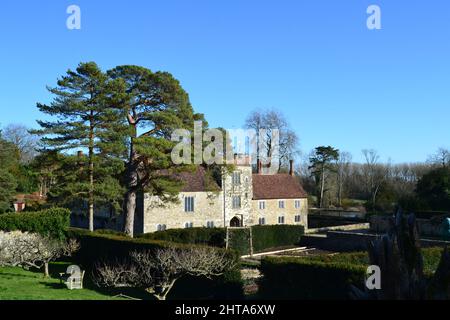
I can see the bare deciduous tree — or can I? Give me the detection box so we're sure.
[245,109,299,171]
[336,151,352,207]
[427,147,450,168]
[362,149,389,206]
[0,231,79,277]
[2,124,39,163]
[95,246,236,300]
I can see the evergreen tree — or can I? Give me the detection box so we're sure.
[309,146,340,208]
[108,66,204,237]
[33,62,128,231]
[0,132,18,213]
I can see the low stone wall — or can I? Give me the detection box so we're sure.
[370,215,450,239]
[306,223,370,234]
[301,230,450,253]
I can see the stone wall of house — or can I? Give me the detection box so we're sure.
[251,198,308,228]
[222,165,254,227]
[141,161,309,233]
[143,191,224,233]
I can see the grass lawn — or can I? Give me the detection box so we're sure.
[0,262,134,300]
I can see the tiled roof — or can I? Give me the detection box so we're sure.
[176,166,221,192]
[252,174,308,200]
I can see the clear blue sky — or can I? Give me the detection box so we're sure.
[0,0,449,163]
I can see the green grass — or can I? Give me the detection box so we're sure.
[0,262,135,300]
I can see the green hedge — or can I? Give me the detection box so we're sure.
[259,248,445,300]
[252,225,304,252]
[259,255,367,300]
[138,225,305,256]
[138,227,226,247]
[228,228,251,256]
[0,208,70,239]
[66,228,243,299]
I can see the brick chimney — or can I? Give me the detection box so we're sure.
[257,159,262,174]
[289,160,294,176]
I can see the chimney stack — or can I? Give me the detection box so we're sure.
[257,159,262,174]
[289,160,294,176]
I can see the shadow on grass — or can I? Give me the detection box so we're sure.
[39,282,65,290]
[25,261,150,300]
[0,271,38,279]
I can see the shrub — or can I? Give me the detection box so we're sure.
[228,228,251,256]
[252,225,304,252]
[422,247,445,276]
[138,227,226,247]
[0,208,70,239]
[138,225,305,256]
[259,256,366,300]
[66,228,243,299]
[259,248,444,300]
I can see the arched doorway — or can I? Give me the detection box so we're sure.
[230,216,241,227]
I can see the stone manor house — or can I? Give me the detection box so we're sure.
[133,155,308,234]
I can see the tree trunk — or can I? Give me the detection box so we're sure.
[88,111,95,232]
[44,262,49,278]
[320,165,325,208]
[151,279,177,301]
[124,131,138,237]
[124,188,137,238]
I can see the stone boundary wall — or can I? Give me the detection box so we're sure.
[370,215,450,238]
[306,223,369,234]
[301,230,450,252]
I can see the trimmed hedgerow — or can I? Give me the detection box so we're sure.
[259,255,367,300]
[138,227,226,247]
[252,225,304,252]
[228,228,251,256]
[259,247,445,300]
[138,225,305,256]
[66,228,244,299]
[0,208,70,239]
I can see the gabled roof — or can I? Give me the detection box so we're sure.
[252,174,308,200]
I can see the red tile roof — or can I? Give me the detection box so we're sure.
[252,174,308,200]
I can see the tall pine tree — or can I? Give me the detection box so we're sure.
[108,66,204,237]
[33,62,128,231]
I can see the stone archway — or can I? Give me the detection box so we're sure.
[230,216,242,227]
